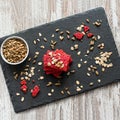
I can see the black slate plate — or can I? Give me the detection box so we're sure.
[0,7,120,113]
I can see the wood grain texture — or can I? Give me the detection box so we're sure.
[0,0,120,120]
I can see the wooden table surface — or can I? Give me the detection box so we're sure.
[0,0,120,120]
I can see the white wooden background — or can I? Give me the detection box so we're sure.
[0,0,120,120]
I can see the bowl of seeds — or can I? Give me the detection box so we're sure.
[1,36,29,65]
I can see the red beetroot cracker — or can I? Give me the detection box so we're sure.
[43,49,72,77]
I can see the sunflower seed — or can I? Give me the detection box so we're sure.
[78,63,81,68]
[89,82,94,86]
[16,93,20,96]
[48,93,52,96]
[76,80,80,85]
[38,62,42,65]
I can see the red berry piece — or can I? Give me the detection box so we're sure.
[84,26,90,32]
[87,33,94,38]
[20,80,27,85]
[31,85,40,97]
[73,32,84,40]
[20,85,28,93]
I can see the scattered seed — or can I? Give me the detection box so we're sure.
[33,40,37,44]
[59,36,64,40]
[95,71,99,76]
[71,37,75,41]
[48,93,52,96]
[71,46,74,51]
[60,31,64,35]
[90,46,94,51]
[76,87,81,92]
[43,37,47,42]
[70,69,76,73]
[89,82,94,86]
[76,80,80,85]
[28,58,31,61]
[37,38,40,41]
[21,97,25,102]
[102,68,105,72]
[61,90,64,94]
[39,33,42,36]
[32,60,36,64]
[88,67,91,71]
[39,76,44,80]
[77,51,81,55]
[56,28,60,32]
[89,40,95,46]
[84,61,87,64]
[54,82,61,86]
[51,89,54,93]
[80,85,83,89]
[16,93,20,96]
[51,34,55,37]
[86,50,89,55]
[35,52,39,55]
[14,74,18,80]
[97,35,101,39]
[67,35,70,39]
[65,87,69,91]
[66,30,70,34]
[67,91,71,95]
[86,18,90,23]
[46,82,53,87]
[80,59,83,62]
[87,73,91,76]
[67,72,70,76]
[38,62,42,65]
[40,45,45,49]
[76,26,82,31]
[78,63,81,68]
[74,44,79,50]
[97,79,101,83]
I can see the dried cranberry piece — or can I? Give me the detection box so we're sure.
[20,80,27,85]
[73,32,84,40]
[31,85,40,97]
[84,26,90,32]
[87,33,94,38]
[20,85,28,93]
